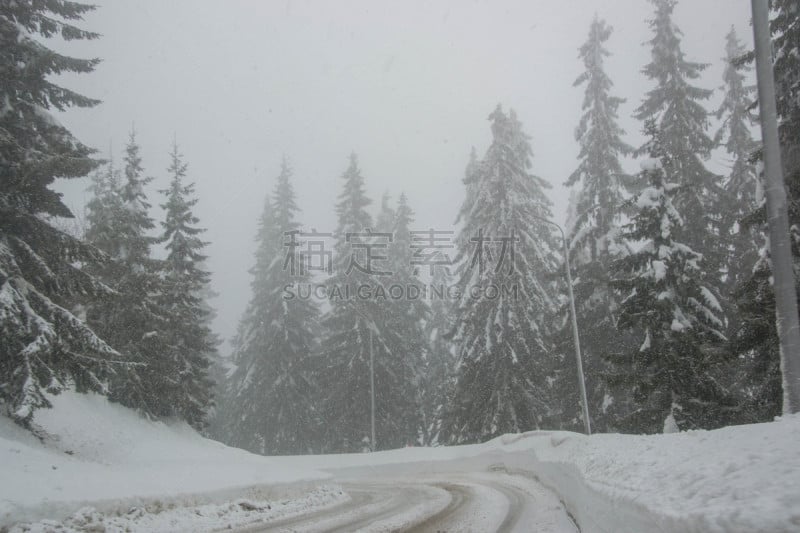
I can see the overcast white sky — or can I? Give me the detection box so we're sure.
[52,0,753,347]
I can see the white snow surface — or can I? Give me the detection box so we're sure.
[2,392,799,532]
[0,392,329,528]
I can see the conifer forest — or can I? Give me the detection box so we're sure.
[4,0,800,460]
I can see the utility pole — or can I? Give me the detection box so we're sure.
[532,214,592,434]
[369,326,376,451]
[561,232,592,435]
[751,0,800,414]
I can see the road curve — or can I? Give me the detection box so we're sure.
[236,470,578,533]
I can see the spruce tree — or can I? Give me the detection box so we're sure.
[318,154,419,452]
[85,131,168,418]
[456,147,481,228]
[441,106,560,444]
[635,0,722,258]
[157,141,216,430]
[85,156,123,253]
[714,27,760,300]
[387,193,428,444]
[225,158,321,455]
[199,274,227,437]
[0,1,127,427]
[421,255,455,445]
[713,29,764,420]
[567,15,633,252]
[557,16,636,432]
[730,1,800,422]
[610,123,733,433]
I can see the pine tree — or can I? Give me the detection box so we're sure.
[609,123,733,433]
[557,16,636,432]
[713,29,764,421]
[729,0,800,422]
[387,193,428,443]
[199,271,227,437]
[0,1,127,427]
[455,147,481,228]
[567,15,633,256]
[157,141,216,430]
[421,256,455,445]
[318,154,419,452]
[635,0,722,258]
[714,27,760,300]
[85,156,123,253]
[441,106,560,444]
[224,159,321,454]
[86,131,168,418]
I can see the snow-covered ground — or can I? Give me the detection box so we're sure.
[0,392,330,529]
[2,392,799,532]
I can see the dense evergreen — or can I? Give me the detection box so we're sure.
[420,256,455,445]
[609,124,733,433]
[3,0,785,449]
[85,132,171,418]
[0,1,126,427]
[156,142,216,430]
[441,106,560,444]
[85,156,123,257]
[386,193,429,443]
[556,16,636,432]
[715,28,760,300]
[318,154,420,452]
[635,0,722,260]
[224,159,321,455]
[730,0,800,422]
[712,28,766,423]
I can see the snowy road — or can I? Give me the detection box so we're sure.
[233,469,578,532]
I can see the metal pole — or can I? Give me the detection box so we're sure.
[752,0,800,414]
[531,214,592,434]
[561,232,592,435]
[369,326,376,451]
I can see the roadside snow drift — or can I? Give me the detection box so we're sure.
[519,417,800,533]
[0,392,328,528]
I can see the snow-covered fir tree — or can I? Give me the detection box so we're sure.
[609,123,734,433]
[386,193,429,443]
[318,154,420,452]
[224,158,321,455]
[455,147,481,229]
[711,28,764,422]
[85,131,169,418]
[555,16,636,432]
[198,273,227,437]
[441,106,560,444]
[156,141,216,430]
[85,155,123,253]
[635,0,723,261]
[0,1,124,426]
[730,0,800,422]
[566,15,633,250]
[714,27,760,300]
[420,255,455,445]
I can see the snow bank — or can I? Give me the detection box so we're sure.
[0,392,328,528]
[268,418,800,532]
[283,419,800,533]
[514,417,800,533]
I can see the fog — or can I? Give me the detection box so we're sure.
[51,0,752,346]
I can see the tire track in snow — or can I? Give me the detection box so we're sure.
[236,471,576,533]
